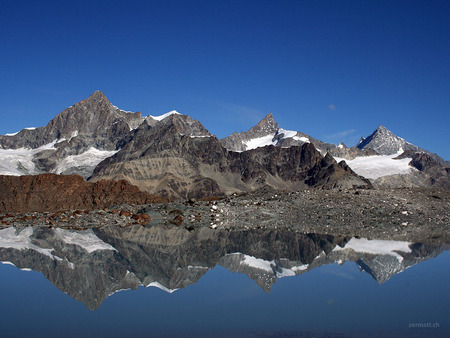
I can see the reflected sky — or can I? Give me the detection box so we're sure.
[0,226,449,337]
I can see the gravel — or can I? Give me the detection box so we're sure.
[1,188,448,243]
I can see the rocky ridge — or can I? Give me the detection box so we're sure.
[220,113,380,161]
[90,114,372,199]
[1,91,448,197]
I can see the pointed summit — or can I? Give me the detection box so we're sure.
[77,90,112,109]
[357,125,404,155]
[248,113,279,136]
[89,90,108,100]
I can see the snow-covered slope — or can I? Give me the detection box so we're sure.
[333,151,416,179]
[0,140,58,175]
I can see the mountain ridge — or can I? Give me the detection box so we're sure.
[1,91,447,196]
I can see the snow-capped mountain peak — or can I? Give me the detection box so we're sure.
[220,113,331,153]
[356,125,440,161]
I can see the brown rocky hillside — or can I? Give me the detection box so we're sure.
[0,174,168,213]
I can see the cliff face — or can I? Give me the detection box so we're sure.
[0,174,168,213]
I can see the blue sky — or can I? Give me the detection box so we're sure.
[1,0,449,159]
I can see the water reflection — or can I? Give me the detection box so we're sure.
[0,225,448,310]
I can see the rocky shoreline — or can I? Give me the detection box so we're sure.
[1,187,449,243]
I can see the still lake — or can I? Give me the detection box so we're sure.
[0,225,449,337]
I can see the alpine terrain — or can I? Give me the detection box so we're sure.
[0,91,448,201]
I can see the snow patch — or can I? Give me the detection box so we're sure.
[291,264,308,272]
[187,265,209,270]
[189,135,211,138]
[0,227,56,259]
[333,152,414,179]
[4,127,36,136]
[279,128,297,139]
[0,140,58,175]
[244,134,276,150]
[276,268,296,278]
[53,147,118,174]
[293,136,310,143]
[332,238,412,262]
[147,282,178,293]
[54,228,117,253]
[241,255,274,272]
[149,110,181,121]
[239,254,300,278]
[111,104,135,114]
[69,130,78,141]
[107,288,131,297]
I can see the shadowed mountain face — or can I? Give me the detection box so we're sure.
[0,225,448,310]
[90,114,372,199]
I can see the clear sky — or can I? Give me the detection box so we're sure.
[1,0,449,159]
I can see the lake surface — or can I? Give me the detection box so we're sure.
[0,225,449,337]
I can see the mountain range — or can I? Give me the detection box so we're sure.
[1,91,448,199]
[1,225,447,310]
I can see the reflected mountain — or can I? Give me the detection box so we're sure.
[0,225,448,310]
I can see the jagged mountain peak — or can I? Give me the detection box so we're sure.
[357,125,406,155]
[163,113,212,137]
[0,91,145,177]
[88,90,108,100]
[220,113,334,154]
[355,125,445,167]
[248,113,279,135]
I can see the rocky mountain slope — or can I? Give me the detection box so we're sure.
[0,91,145,177]
[90,113,371,199]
